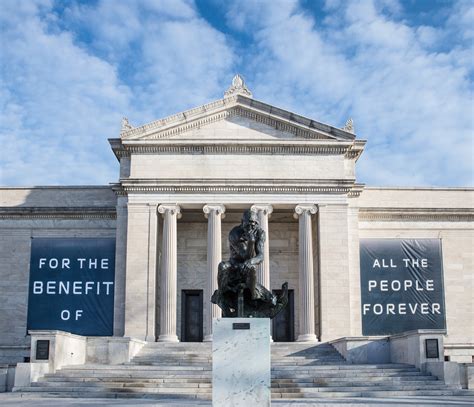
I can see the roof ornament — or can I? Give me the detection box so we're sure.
[224,74,253,98]
[343,118,354,133]
[121,117,133,133]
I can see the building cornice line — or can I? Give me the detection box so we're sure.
[0,207,116,220]
[109,139,367,162]
[111,179,364,197]
[359,207,474,222]
[116,143,358,157]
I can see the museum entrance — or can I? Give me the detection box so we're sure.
[181,290,203,342]
[272,289,295,342]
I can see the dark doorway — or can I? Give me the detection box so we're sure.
[272,289,295,342]
[181,290,203,342]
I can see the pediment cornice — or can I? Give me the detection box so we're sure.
[120,95,355,142]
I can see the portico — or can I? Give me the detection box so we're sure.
[111,76,365,343]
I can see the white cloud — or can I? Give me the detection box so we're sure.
[1,1,131,185]
[225,0,474,186]
[1,0,472,187]
[0,0,235,185]
[63,0,235,120]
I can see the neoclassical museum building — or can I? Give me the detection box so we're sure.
[1,76,473,366]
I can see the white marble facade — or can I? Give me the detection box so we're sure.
[112,76,365,343]
[0,77,473,363]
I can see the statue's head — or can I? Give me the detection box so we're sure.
[241,209,259,232]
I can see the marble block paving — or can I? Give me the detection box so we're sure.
[212,318,271,407]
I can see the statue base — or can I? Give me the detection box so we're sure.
[212,318,270,407]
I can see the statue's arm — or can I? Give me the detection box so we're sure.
[248,228,265,266]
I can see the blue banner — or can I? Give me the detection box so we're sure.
[27,238,116,336]
[360,239,446,336]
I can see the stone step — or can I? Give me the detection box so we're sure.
[15,387,473,401]
[134,353,339,359]
[132,353,210,358]
[273,389,474,398]
[273,363,413,370]
[272,345,336,348]
[47,370,425,381]
[15,385,212,394]
[133,354,212,359]
[46,372,212,379]
[272,368,418,375]
[271,371,426,379]
[13,388,212,400]
[131,360,212,363]
[129,359,212,367]
[272,375,437,384]
[135,354,343,359]
[44,376,211,384]
[271,349,339,354]
[133,352,211,357]
[271,353,344,360]
[272,357,343,361]
[132,356,346,362]
[272,350,339,354]
[271,368,418,374]
[272,361,347,366]
[33,381,212,388]
[139,346,210,350]
[59,364,212,371]
[271,383,450,392]
[128,357,212,366]
[272,351,340,355]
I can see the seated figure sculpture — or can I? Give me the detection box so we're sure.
[211,209,288,318]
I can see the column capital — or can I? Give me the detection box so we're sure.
[250,204,273,217]
[158,204,182,218]
[294,204,317,219]
[203,204,226,219]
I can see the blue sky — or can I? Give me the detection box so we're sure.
[1,0,473,186]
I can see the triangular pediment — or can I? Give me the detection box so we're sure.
[172,113,303,141]
[120,95,355,142]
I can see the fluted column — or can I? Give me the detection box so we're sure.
[250,204,273,288]
[203,204,226,341]
[158,204,181,342]
[294,204,318,342]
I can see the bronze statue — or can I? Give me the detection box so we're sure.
[211,209,288,318]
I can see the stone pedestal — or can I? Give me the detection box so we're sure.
[212,318,271,407]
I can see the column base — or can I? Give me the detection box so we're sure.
[297,334,319,342]
[158,334,179,342]
[203,334,213,342]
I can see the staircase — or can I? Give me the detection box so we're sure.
[13,342,472,400]
[16,343,212,400]
[271,343,467,398]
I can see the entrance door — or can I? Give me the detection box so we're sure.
[181,290,203,342]
[272,289,294,342]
